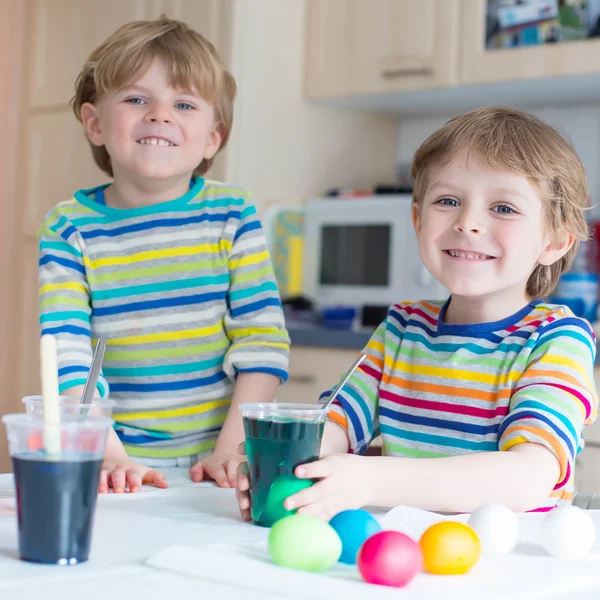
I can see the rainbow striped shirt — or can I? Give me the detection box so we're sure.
[325,300,598,509]
[38,178,290,461]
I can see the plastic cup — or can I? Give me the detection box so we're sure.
[240,403,325,527]
[2,413,112,565]
[22,395,115,418]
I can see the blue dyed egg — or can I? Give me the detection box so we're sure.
[329,509,382,565]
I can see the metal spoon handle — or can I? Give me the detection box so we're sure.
[318,352,367,419]
[81,338,106,404]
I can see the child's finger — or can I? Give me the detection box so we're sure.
[109,468,126,494]
[143,469,169,489]
[284,480,328,511]
[236,462,249,491]
[98,470,109,494]
[298,499,341,521]
[226,459,238,486]
[189,461,204,483]
[294,458,332,480]
[126,469,143,493]
[208,463,229,488]
[237,441,246,456]
[235,486,251,520]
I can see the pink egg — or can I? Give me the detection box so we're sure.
[357,531,423,588]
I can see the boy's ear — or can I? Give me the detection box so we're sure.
[411,201,421,236]
[80,103,104,147]
[538,229,575,266]
[203,122,224,160]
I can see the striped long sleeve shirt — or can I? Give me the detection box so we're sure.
[324,300,598,509]
[38,178,290,461]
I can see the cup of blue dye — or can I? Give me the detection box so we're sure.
[2,413,112,565]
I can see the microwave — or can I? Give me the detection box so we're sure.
[302,196,448,309]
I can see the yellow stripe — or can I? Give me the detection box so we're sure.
[389,358,502,386]
[40,282,88,296]
[124,439,216,458]
[108,323,224,346]
[117,398,231,421]
[229,251,270,270]
[233,340,289,350]
[228,327,286,339]
[537,353,594,388]
[83,244,224,269]
[502,436,528,450]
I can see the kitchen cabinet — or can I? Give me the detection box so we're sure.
[305,0,600,113]
[305,0,461,100]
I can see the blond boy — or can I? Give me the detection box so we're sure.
[237,107,598,517]
[39,17,289,492]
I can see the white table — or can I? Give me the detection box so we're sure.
[0,469,600,600]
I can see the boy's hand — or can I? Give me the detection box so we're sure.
[99,460,168,494]
[190,449,245,488]
[284,454,375,521]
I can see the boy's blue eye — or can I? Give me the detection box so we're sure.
[175,102,195,110]
[437,197,459,207]
[126,97,145,105]
[493,204,516,214]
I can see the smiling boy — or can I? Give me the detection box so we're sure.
[38,16,289,493]
[236,107,599,518]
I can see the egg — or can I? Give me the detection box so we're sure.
[329,509,382,564]
[357,531,423,588]
[261,475,313,525]
[420,522,481,575]
[268,514,342,572]
[467,504,519,556]
[541,505,596,559]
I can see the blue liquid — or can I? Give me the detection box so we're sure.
[12,453,102,564]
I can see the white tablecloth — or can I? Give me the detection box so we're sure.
[0,469,600,600]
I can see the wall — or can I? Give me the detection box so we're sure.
[224,0,398,214]
[396,105,600,220]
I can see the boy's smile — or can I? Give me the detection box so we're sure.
[412,148,572,323]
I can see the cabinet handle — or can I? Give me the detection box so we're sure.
[287,374,317,384]
[379,55,434,79]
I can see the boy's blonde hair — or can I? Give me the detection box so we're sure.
[411,106,589,300]
[71,15,236,177]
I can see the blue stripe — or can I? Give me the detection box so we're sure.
[71,197,246,226]
[379,405,499,436]
[511,400,579,442]
[380,422,498,451]
[236,366,288,383]
[58,365,90,377]
[110,370,228,393]
[498,409,575,458]
[230,297,282,317]
[116,432,172,444]
[229,281,279,302]
[234,220,261,242]
[333,398,367,452]
[61,225,77,240]
[104,357,224,377]
[80,212,241,240]
[40,310,89,323]
[91,274,230,301]
[39,254,86,274]
[92,290,226,317]
[533,328,595,357]
[39,240,83,258]
[41,325,89,337]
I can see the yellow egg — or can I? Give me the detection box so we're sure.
[419,521,481,575]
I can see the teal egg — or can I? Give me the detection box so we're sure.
[268,514,342,572]
[262,475,312,525]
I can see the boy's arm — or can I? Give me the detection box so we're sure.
[191,196,289,486]
[39,217,109,397]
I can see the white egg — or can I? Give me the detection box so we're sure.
[541,505,596,559]
[467,504,519,556]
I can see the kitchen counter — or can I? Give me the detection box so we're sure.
[288,326,372,350]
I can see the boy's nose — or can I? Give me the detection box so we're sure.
[454,213,487,235]
[145,105,173,124]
